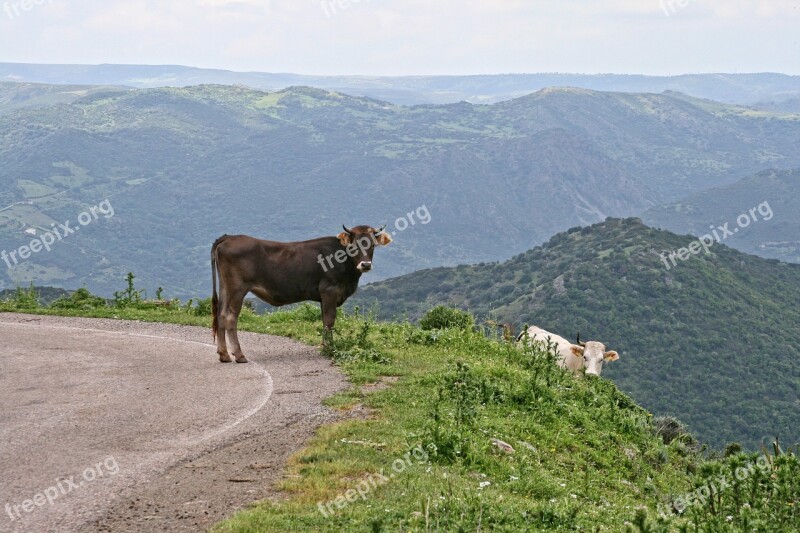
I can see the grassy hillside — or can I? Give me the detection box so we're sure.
[2,291,798,531]
[643,169,800,264]
[352,218,800,449]
[2,84,800,297]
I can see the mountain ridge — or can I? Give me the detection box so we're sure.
[2,83,800,298]
[3,63,800,105]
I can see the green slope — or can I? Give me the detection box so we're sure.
[2,84,800,298]
[352,218,800,449]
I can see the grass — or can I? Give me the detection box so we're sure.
[1,285,798,532]
[210,307,693,532]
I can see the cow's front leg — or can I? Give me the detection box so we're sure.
[320,295,338,350]
[229,330,247,363]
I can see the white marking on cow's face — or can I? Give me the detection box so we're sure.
[356,261,372,273]
[582,341,609,376]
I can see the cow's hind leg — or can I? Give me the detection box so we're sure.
[224,289,249,363]
[216,286,232,363]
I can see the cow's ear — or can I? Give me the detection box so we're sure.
[375,232,393,246]
[570,345,584,358]
[337,232,352,246]
[604,350,619,362]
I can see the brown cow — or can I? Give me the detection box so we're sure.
[211,225,392,363]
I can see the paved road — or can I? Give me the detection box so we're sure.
[0,313,346,532]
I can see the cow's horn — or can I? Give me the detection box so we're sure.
[342,225,353,234]
[576,332,586,347]
[374,225,387,235]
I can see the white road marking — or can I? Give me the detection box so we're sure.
[0,320,274,445]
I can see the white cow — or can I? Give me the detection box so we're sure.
[516,325,619,376]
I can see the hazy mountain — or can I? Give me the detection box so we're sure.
[643,169,800,264]
[754,96,800,113]
[2,63,800,106]
[0,81,128,115]
[2,84,800,298]
[351,218,800,448]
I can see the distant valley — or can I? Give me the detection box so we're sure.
[2,82,800,297]
[643,169,800,264]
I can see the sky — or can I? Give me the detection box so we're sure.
[0,0,799,76]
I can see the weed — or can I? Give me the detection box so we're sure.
[5,283,40,309]
[113,272,144,307]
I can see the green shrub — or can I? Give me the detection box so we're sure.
[50,288,107,309]
[419,305,475,331]
[192,297,213,316]
[266,303,322,323]
[3,284,40,309]
[326,313,391,365]
[652,415,696,446]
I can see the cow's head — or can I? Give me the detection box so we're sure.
[570,333,619,376]
[337,225,392,273]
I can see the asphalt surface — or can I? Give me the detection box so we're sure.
[0,313,347,532]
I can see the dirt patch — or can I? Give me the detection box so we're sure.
[360,375,400,394]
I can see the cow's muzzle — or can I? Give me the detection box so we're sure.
[357,261,373,272]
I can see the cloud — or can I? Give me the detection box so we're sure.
[197,0,272,15]
[0,0,797,75]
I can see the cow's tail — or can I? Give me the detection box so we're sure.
[211,237,222,340]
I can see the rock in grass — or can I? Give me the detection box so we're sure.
[491,438,515,454]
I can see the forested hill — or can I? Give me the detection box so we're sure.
[352,218,800,448]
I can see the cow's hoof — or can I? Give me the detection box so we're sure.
[235,356,248,363]
[219,353,232,363]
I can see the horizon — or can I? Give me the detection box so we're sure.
[1,1,798,76]
[2,60,800,79]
